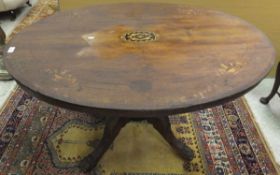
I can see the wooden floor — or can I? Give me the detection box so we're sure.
[60,0,280,77]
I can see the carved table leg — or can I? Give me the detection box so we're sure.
[79,117,128,172]
[79,116,194,172]
[260,62,280,104]
[148,117,194,162]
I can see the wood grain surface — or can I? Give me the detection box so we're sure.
[0,27,5,45]
[4,3,275,117]
[61,0,280,77]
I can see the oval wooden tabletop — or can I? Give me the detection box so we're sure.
[4,3,275,117]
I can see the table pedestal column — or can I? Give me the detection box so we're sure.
[79,116,194,172]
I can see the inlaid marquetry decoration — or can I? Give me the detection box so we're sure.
[217,61,244,76]
[5,3,275,117]
[122,31,157,42]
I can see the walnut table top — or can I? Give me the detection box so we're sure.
[4,3,275,117]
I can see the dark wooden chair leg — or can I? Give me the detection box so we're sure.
[148,117,194,162]
[10,11,16,21]
[26,0,32,7]
[0,27,5,45]
[260,62,280,104]
[79,117,128,172]
[0,27,12,81]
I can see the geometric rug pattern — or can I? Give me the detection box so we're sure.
[0,87,279,174]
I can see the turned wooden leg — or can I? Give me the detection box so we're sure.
[148,117,194,162]
[79,117,128,172]
[26,0,32,7]
[260,62,280,104]
[10,11,16,21]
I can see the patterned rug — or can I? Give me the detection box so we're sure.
[6,0,58,42]
[0,87,279,175]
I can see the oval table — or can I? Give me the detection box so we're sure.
[3,3,275,172]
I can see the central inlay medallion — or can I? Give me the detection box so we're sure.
[122,31,157,42]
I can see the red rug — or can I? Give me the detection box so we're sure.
[0,87,279,175]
